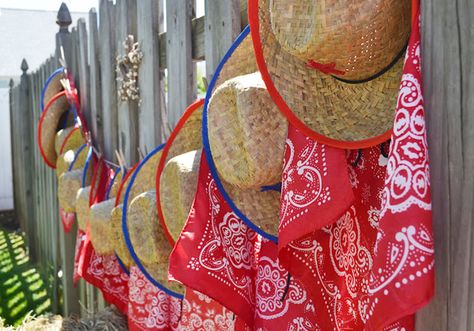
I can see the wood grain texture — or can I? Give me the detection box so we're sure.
[99,0,118,160]
[89,9,104,149]
[137,0,162,152]
[77,19,91,128]
[166,0,195,127]
[416,0,474,330]
[204,0,241,81]
[116,0,139,165]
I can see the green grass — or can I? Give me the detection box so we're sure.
[0,228,52,326]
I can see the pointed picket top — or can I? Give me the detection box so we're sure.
[21,59,29,73]
[57,2,72,30]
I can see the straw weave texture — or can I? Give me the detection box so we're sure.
[256,0,407,141]
[54,127,84,155]
[40,95,69,165]
[165,107,203,165]
[208,72,287,189]
[128,191,170,266]
[76,186,91,231]
[89,199,116,255]
[223,182,280,236]
[56,146,87,178]
[160,150,201,242]
[267,0,410,80]
[58,169,91,213]
[110,204,134,268]
[42,73,64,109]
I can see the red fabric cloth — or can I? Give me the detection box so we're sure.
[60,208,75,233]
[127,266,181,331]
[177,289,235,331]
[277,10,433,330]
[81,235,130,314]
[73,230,86,285]
[169,152,319,329]
[73,157,130,315]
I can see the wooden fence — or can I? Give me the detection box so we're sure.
[9,0,246,317]
[7,0,474,329]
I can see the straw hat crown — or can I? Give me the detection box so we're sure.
[208,72,287,189]
[269,0,411,80]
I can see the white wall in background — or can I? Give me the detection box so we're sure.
[0,87,13,210]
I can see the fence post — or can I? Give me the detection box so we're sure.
[54,2,82,316]
[166,0,195,127]
[137,0,163,151]
[99,0,118,160]
[204,0,241,81]
[16,60,37,262]
[55,3,72,66]
[88,9,104,149]
[116,0,139,164]
[8,78,20,231]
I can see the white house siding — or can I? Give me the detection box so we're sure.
[0,87,13,210]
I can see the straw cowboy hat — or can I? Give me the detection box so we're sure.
[56,143,88,178]
[113,148,165,269]
[55,126,85,156]
[248,0,411,148]
[156,100,204,245]
[201,28,285,240]
[38,91,70,167]
[106,164,138,268]
[89,168,126,255]
[57,147,93,213]
[159,149,201,242]
[75,148,107,232]
[40,67,65,112]
[123,137,202,297]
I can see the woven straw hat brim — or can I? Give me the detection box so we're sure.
[56,144,88,178]
[110,204,135,268]
[41,68,65,112]
[122,145,185,298]
[107,163,139,268]
[55,127,84,155]
[208,72,287,189]
[249,0,406,148]
[160,150,201,242]
[156,99,204,246]
[38,91,70,168]
[203,27,281,242]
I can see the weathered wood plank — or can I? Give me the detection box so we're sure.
[416,0,474,330]
[99,0,118,159]
[137,0,162,151]
[158,0,248,68]
[204,0,241,81]
[77,18,91,127]
[89,9,104,149]
[166,0,195,127]
[116,0,139,164]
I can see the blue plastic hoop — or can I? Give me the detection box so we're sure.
[121,143,184,299]
[201,25,278,243]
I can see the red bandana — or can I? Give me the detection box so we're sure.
[60,207,75,233]
[169,151,319,329]
[73,157,130,314]
[277,11,433,331]
[127,266,181,330]
[177,289,235,330]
